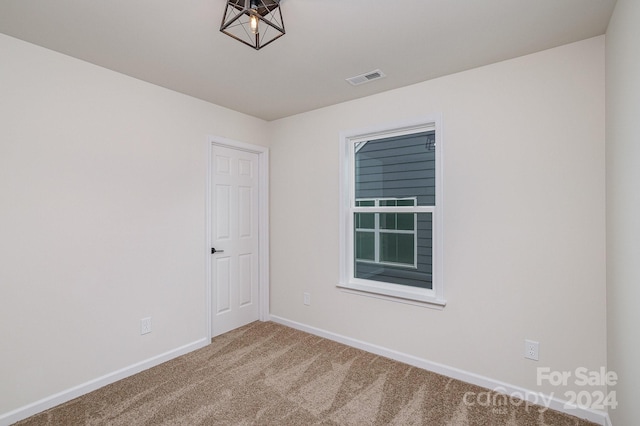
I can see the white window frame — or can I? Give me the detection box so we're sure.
[355,197,418,268]
[338,116,445,306]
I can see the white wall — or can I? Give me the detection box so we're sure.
[606,0,640,423]
[268,37,606,397]
[0,34,267,417]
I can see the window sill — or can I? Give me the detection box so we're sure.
[337,282,446,309]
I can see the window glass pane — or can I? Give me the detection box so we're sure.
[396,213,414,230]
[380,233,399,262]
[396,234,415,264]
[356,213,375,229]
[355,230,375,261]
[397,199,414,207]
[357,200,375,207]
[380,233,414,264]
[379,213,396,229]
[354,131,435,206]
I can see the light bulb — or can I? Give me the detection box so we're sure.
[249,12,259,34]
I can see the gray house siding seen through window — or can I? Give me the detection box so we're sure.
[354,131,435,289]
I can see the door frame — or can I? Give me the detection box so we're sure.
[206,135,270,341]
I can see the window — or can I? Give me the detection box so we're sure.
[339,117,444,306]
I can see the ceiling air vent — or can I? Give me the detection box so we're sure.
[346,69,387,86]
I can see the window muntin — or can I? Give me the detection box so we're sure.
[354,198,417,268]
[339,118,444,306]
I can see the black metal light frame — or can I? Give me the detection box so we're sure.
[220,0,285,50]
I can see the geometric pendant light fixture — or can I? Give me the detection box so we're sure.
[220,0,285,50]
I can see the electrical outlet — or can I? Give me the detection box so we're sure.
[303,292,311,306]
[140,317,152,335]
[525,339,539,361]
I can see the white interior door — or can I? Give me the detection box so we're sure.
[211,145,260,337]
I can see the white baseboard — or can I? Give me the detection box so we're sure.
[270,315,611,426]
[0,338,209,426]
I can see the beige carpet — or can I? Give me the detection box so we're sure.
[16,321,598,425]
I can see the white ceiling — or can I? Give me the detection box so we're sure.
[0,0,616,121]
